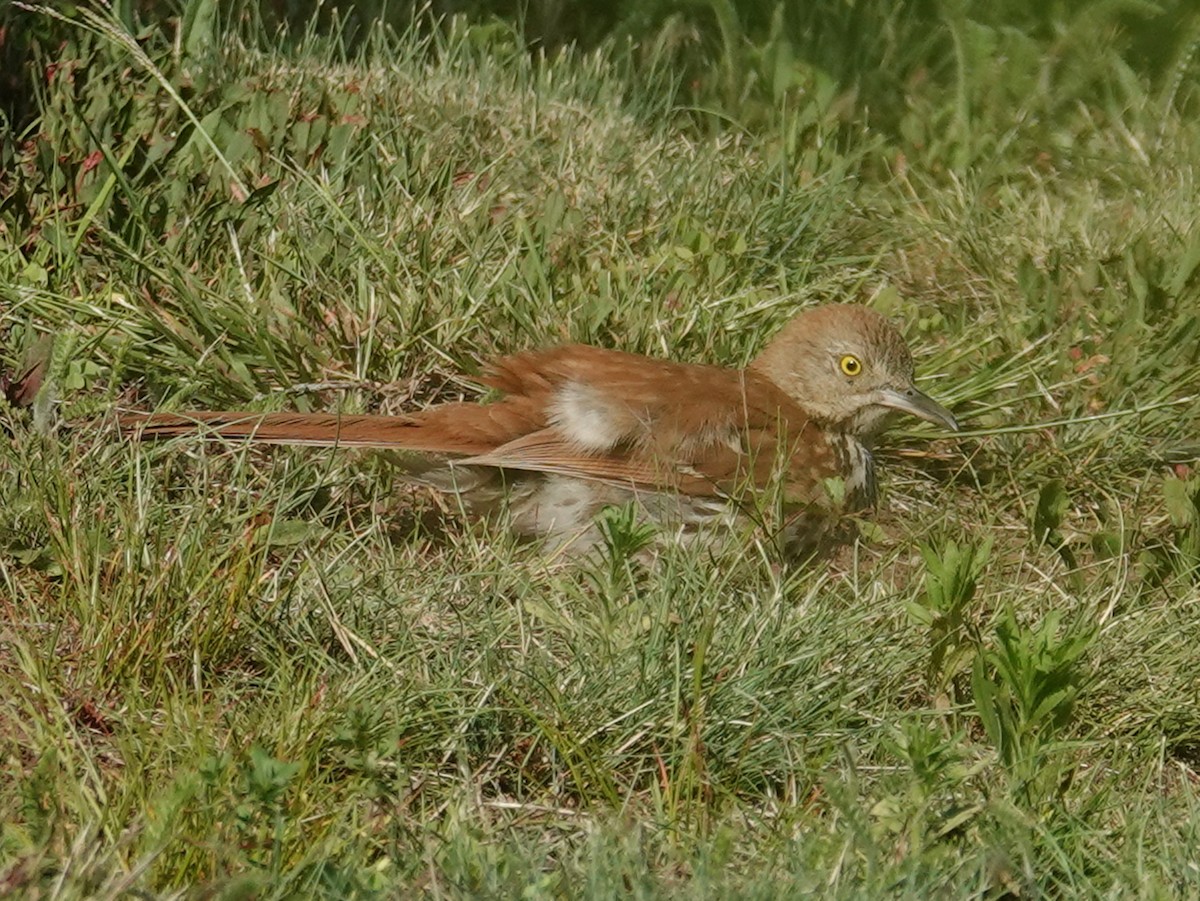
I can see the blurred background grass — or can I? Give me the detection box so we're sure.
[6,0,1199,149]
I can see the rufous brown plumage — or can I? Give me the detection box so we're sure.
[118,304,958,555]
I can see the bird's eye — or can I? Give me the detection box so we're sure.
[839,354,863,377]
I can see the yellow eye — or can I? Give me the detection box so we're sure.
[839,354,862,377]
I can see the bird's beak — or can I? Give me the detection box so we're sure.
[875,385,959,431]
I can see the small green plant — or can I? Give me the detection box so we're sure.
[235,747,302,876]
[971,608,1095,799]
[1144,474,1200,585]
[908,538,992,705]
[1032,478,1079,573]
[591,501,657,594]
[872,716,984,854]
[597,501,658,565]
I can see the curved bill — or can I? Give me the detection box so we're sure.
[875,386,959,431]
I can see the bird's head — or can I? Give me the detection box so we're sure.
[751,304,958,440]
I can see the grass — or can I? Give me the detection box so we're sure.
[2,3,1200,897]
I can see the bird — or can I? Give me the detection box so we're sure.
[118,304,958,557]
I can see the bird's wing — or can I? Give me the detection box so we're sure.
[477,345,842,498]
[457,430,699,492]
[480,344,780,451]
[459,408,839,502]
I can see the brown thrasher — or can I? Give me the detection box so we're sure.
[118,304,958,556]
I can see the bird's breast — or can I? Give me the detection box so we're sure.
[830,433,876,510]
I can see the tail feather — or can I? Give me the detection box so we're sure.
[117,410,501,456]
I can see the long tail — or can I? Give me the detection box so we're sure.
[117,404,540,458]
[118,410,476,454]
